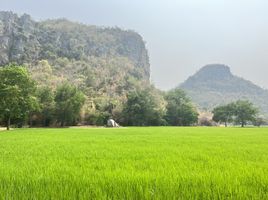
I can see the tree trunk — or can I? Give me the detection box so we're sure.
[29,114,33,128]
[241,122,245,127]
[225,121,227,127]
[7,117,10,131]
[61,120,64,127]
[43,118,46,127]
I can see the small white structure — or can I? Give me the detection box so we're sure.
[107,119,119,127]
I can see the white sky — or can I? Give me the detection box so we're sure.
[2,0,268,90]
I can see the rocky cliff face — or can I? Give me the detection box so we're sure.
[180,64,268,117]
[0,12,39,64]
[0,11,150,80]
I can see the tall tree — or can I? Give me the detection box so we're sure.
[165,88,198,126]
[37,86,55,126]
[0,65,37,130]
[122,86,166,126]
[55,83,85,126]
[212,103,235,127]
[234,100,258,127]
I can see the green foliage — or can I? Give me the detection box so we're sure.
[122,86,166,126]
[212,100,259,127]
[36,86,55,126]
[233,100,258,127]
[165,88,198,126]
[212,103,236,127]
[55,83,85,126]
[0,64,37,130]
[0,127,268,199]
[85,110,110,126]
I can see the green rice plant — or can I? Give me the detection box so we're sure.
[0,127,267,199]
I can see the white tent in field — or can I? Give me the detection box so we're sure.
[107,119,119,127]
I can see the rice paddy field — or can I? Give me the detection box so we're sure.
[0,127,267,199]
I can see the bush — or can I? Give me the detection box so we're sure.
[198,117,216,126]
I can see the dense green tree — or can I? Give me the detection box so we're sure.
[212,100,258,127]
[122,86,166,126]
[212,103,235,127]
[37,87,55,126]
[0,65,37,130]
[234,100,258,127]
[165,88,198,126]
[55,83,85,126]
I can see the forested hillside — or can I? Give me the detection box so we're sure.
[180,64,268,117]
[1,11,265,127]
[0,11,149,78]
[0,11,152,125]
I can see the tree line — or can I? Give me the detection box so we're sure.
[212,100,263,127]
[0,65,198,129]
[0,65,86,130]
[0,65,265,130]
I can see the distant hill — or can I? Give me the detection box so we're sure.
[0,11,150,82]
[0,11,154,124]
[180,64,268,117]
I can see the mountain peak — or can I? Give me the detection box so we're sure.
[193,64,232,80]
[179,64,268,117]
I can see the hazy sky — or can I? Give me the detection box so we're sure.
[2,0,268,90]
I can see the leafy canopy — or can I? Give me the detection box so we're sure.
[165,88,198,126]
[55,83,85,126]
[212,100,258,127]
[0,64,37,129]
[234,100,258,127]
[212,103,236,127]
[122,86,166,126]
